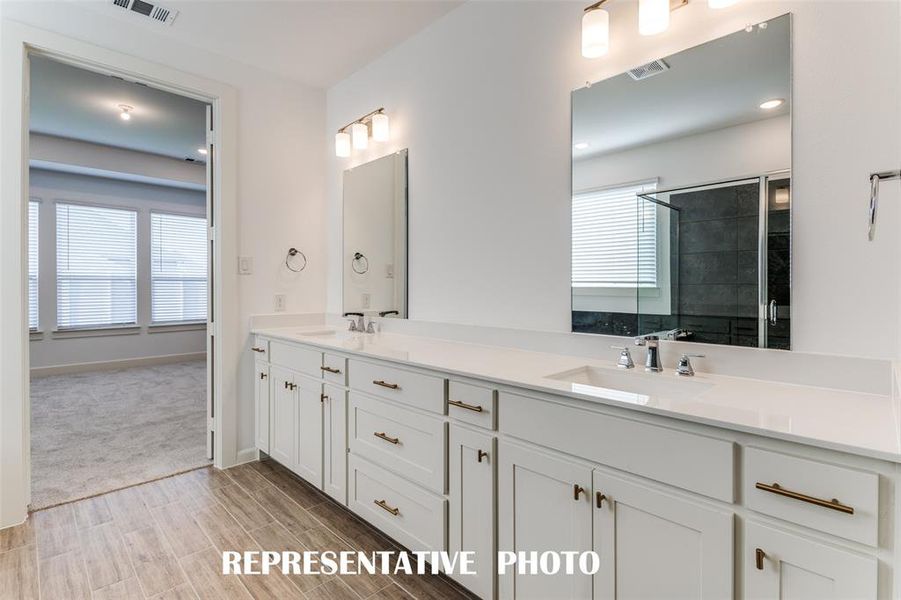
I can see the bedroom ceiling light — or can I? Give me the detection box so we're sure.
[574,142,591,150]
[581,0,739,58]
[759,98,784,110]
[197,147,208,155]
[118,104,133,121]
[335,108,390,157]
[582,1,610,58]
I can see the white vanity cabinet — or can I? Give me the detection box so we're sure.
[252,333,888,600]
[449,424,495,600]
[745,521,877,599]
[593,471,733,599]
[498,440,594,600]
[254,358,270,453]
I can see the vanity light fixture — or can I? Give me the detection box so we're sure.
[335,108,390,157]
[708,0,738,7]
[582,1,610,58]
[574,142,591,150]
[118,104,133,121]
[759,98,784,110]
[197,147,208,155]
[639,0,670,36]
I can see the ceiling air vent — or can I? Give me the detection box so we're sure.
[627,59,670,81]
[109,0,178,26]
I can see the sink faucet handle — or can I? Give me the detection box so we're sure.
[634,335,659,347]
[610,346,635,369]
[676,353,705,377]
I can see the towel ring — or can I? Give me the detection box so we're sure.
[352,252,369,274]
[286,248,307,272]
[869,170,901,240]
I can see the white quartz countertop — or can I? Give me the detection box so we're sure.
[253,326,901,463]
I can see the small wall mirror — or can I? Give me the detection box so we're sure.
[343,149,408,318]
[571,14,791,349]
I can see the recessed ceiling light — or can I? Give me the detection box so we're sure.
[573,142,591,150]
[118,104,133,121]
[197,148,208,155]
[759,98,784,110]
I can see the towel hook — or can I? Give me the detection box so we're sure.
[869,170,901,241]
[285,247,307,272]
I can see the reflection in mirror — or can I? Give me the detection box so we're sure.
[343,149,408,318]
[571,14,791,349]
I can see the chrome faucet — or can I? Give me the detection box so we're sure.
[610,346,634,369]
[676,353,705,377]
[344,312,365,332]
[634,335,662,372]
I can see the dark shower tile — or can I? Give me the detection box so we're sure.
[679,220,738,254]
[680,252,737,285]
[737,216,759,251]
[679,284,737,317]
[736,184,762,217]
[736,285,759,317]
[737,251,758,284]
[670,189,739,223]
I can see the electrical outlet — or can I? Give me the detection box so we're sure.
[238,256,253,275]
[361,293,371,309]
[274,294,286,312]
[385,264,394,279]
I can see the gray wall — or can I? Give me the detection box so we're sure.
[29,168,207,370]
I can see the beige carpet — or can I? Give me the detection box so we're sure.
[30,359,210,509]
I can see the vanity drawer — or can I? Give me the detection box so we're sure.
[349,392,446,493]
[321,353,347,386]
[498,391,734,502]
[348,455,446,553]
[269,340,322,376]
[744,448,878,546]
[250,336,269,360]
[348,359,446,414]
[447,380,496,430]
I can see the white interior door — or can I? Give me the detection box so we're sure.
[204,103,214,460]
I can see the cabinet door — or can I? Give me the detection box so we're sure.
[449,425,495,600]
[593,471,733,599]
[254,359,270,453]
[295,377,323,487]
[323,383,347,503]
[269,366,296,469]
[746,521,876,600]
[498,441,592,600]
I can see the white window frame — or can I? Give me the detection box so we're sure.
[150,210,208,325]
[28,200,39,331]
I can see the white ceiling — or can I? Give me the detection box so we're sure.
[104,0,463,89]
[29,55,209,161]
[572,14,791,161]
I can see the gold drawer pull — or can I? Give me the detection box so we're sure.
[372,380,399,390]
[755,482,854,515]
[321,366,341,374]
[755,548,766,570]
[449,399,484,413]
[251,346,265,353]
[374,499,399,516]
[374,432,399,445]
[573,484,586,501]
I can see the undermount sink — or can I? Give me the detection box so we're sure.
[545,365,713,403]
[293,328,337,337]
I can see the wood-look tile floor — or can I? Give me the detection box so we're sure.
[0,460,476,600]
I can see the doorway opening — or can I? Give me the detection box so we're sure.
[27,55,214,509]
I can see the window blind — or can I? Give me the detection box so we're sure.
[28,201,39,330]
[56,203,137,329]
[151,212,208,324]
[572,181,658,288]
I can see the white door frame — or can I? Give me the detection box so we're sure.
[0,21,240,529]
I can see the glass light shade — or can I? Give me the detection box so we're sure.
[351,122,369,150]
[335,131,351,157]
[581,8,609,58]
[638,0,670,36]
[371,112,390,142]
[708,0,738,7]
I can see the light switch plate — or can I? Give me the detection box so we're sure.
[274,294,286,312]
[238,256,253,275]
[361,293,371,309]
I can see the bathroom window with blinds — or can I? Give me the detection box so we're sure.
[56,203,137,329]
[28,201,39,330]
[572,181,658,288]
[151,212,208,324]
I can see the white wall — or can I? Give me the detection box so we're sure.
[326,0,901,360]
[573,114,791,192]
[2,1,327,454]
[28,168,207,370]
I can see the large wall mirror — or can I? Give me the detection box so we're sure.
[571,14,791,349]
[343,149,408,318]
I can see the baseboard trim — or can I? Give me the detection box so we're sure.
[30,352,206,378]
[234,447,260,466]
